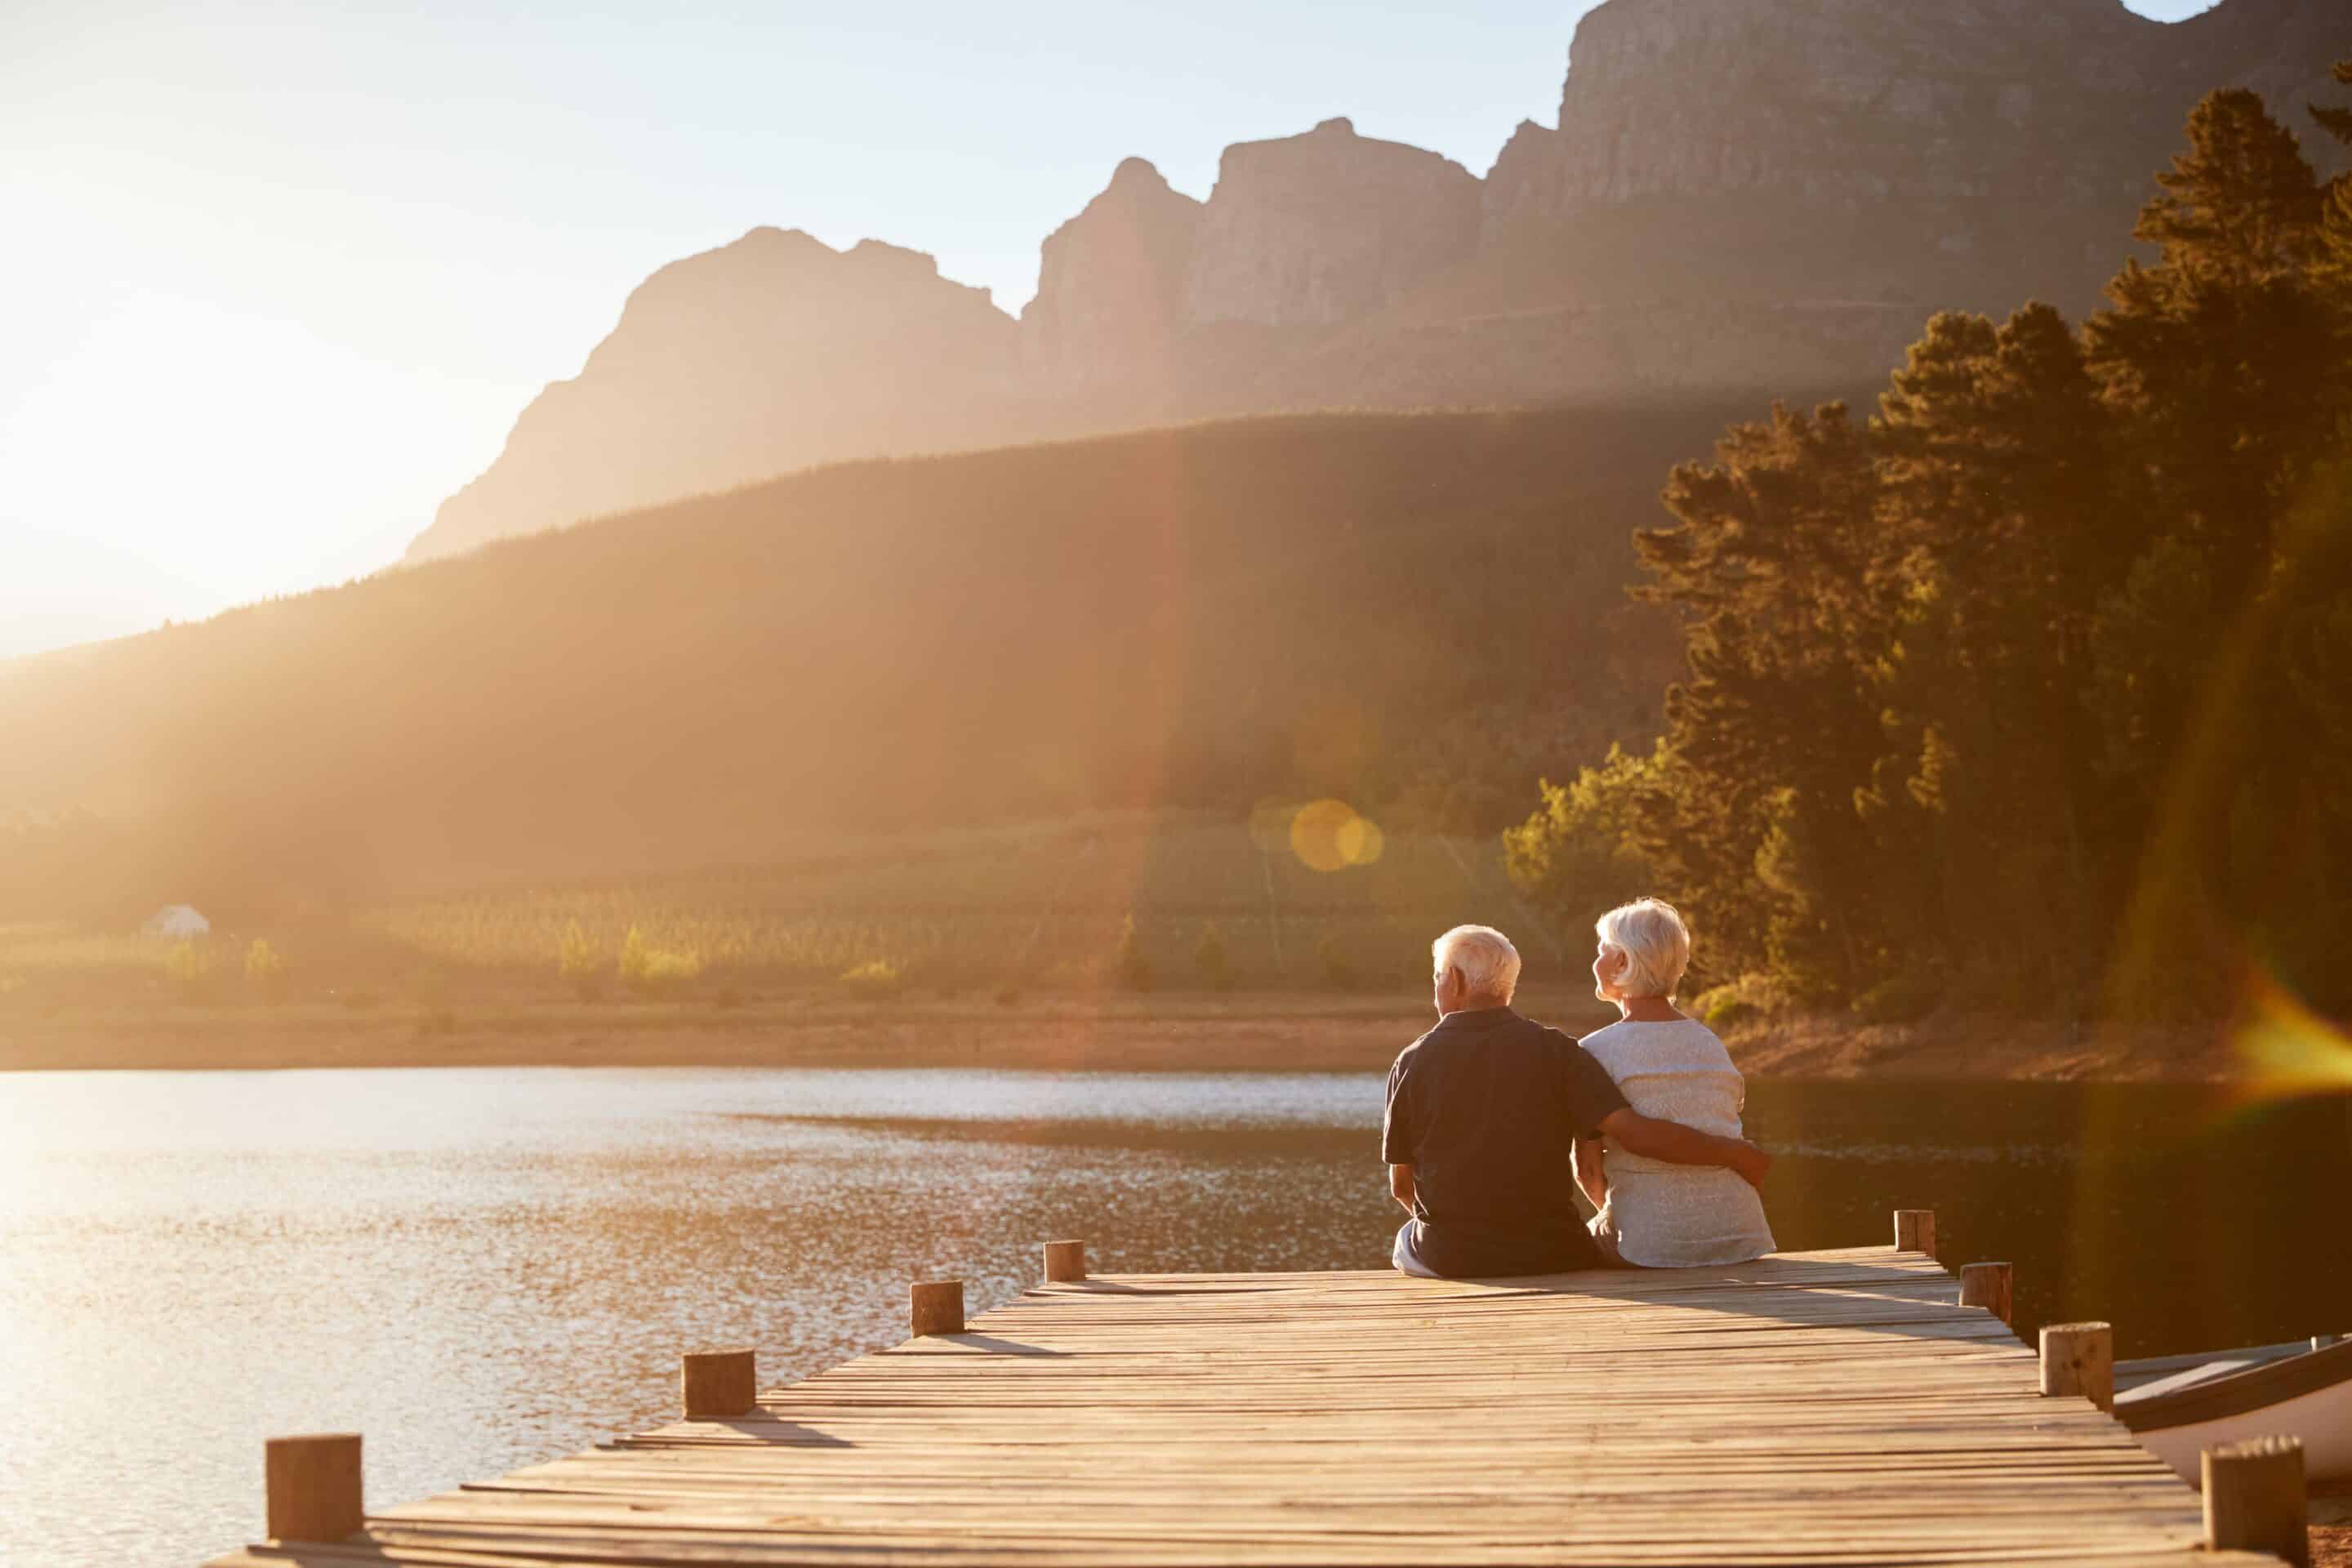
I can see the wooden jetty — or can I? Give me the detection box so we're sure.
[209,1221,2309,1567]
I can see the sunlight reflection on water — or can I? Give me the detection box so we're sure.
[0,1068,2344,1566]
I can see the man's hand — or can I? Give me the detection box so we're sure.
[1729,1140,1772,1190]
[1389,1163,1416,1214]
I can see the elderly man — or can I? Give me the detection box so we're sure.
[1384,924,1771,1278]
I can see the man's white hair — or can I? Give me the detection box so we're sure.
[1595,898,1691,1000]
[1432,924,1521,1003]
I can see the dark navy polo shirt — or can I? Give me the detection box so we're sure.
[1381,1004,1631,1277]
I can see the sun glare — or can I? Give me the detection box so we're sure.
[2232,964,2352,1102]
[0,291,509,644]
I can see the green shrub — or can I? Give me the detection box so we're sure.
[1687,973,1794,1031]
[1850,971,1944,1026]
[1503,744,1664,920]
[1115,911,1152,992]
[618,925,702,994]
[1193,922,1232,991]
[839,959,904,1000]
[1700,995,1759,1030]
[1687,982,1757,1030]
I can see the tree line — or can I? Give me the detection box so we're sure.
[1510,67,2352,1023]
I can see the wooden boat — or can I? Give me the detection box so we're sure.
[2115,1334,2352,1483]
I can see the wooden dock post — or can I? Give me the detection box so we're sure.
[681,1350,756,1419]
[2202,1435,2308,1568]
[265,1433,363,1544]
[2039,1321,2114,1412]
[205,1249,2256,1568]
[1958,1261,2012,1325]
[1893,1209,1936,1257]
[1042,1240,1086,1283]
[911,1280,965,1336]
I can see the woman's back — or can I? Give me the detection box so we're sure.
[1580,1016,1775,1267]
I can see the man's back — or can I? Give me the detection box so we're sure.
[1382,1004,1628,1277]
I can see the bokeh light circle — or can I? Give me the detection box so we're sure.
[1290,800,1384,873]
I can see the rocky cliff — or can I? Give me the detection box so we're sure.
[1478,0,2345,319]
[411,227,1023,561]
[1178,118,1481,331]
[408,0,2348,564]
[1019,157,1200,389]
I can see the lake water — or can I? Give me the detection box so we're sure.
[2,1068,2347,1566]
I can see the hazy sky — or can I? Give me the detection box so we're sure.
[2,0,2219,661]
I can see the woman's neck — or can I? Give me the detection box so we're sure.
[1616,995,1682,1023]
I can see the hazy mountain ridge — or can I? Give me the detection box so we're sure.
[407,0,2346,564]
[415,227,1036,557]
[7,407,1769,914]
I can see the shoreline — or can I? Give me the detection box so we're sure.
[0,991,2256,1080]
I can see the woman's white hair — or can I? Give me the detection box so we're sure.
[1595,898,1691,1000]
[1432,924,1521,1003]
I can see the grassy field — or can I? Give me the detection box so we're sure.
[0,806,2256,1080]
[363,807,1575,987]
[0,807,1584,1011]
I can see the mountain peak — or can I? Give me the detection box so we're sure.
[409,0,2341,564]
[1185,118,1480,329]
[1110,155,1170,189]
[1021,154,1205,385]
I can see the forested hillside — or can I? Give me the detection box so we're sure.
[1509,73,2352,1022]
[1,399,1775,924]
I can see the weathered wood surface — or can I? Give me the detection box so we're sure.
[207,1246,2269,1566]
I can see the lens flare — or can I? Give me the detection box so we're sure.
[2232,964,2352,1102]
[1289,800,1384,873]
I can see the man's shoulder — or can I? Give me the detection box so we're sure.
[1505,1012,1589,1051]
[1516,1016,1620,1083]
[1390,1027,1441,1073]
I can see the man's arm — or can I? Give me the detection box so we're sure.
[1573,1138,1608,1211]
[1597,1108,1772,1189]
[1389,1163,1416,1214]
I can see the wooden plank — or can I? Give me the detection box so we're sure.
[205,1249,2269,1567]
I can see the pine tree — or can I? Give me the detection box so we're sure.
[2308,59,2352,149]
[2087,88,2336,607]
[1868,304,2121,1000]
[1634,403,1895,993]
[1523,54,2352,1022]
[2314,64,2352,305]
[2132,88,2322,286]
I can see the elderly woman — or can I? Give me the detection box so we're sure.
[1576,898,1775,1267]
